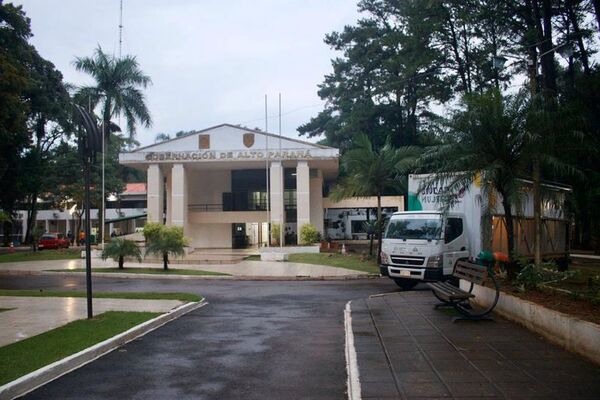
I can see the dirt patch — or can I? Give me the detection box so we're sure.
[498,280,600,325]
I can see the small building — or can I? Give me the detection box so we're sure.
[119,124,340,248]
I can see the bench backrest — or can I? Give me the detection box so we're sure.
[453,261,488,285]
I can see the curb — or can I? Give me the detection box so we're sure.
[0,300,207,400]
[0,270,381,281]
[344,301,361,400]
[462,280,600,366]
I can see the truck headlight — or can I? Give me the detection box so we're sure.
[426,255,443,269]
[380,251,390,264]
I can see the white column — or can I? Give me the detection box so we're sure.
[147,164,164,223]
[269,161,285,228]
[171,164,187,227]
[296,161,310,243]
[165,168,173,225]
[44,219,49,233]
[309,169,324,235]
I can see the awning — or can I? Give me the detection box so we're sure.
[105,213,147,224]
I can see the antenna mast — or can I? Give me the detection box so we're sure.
[118,0,123,58]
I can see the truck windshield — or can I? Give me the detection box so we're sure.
[384,217,442,240]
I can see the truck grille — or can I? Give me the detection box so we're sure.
[390,255,425,267]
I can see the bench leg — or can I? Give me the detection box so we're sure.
[434,302,454,309]
[452,301,496,322]
[452,314,495,323]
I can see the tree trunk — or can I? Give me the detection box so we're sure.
[533,158,542,267]
[163,252,169,270]
[591,0,600,33]
[75,213,83,245]
[499,189,518,277]
[3,220,12,247]
[564,0,590,75]
[118,256,124,269]
[24,193,38,244]
[376,194,383,264]
[534,0,557,95]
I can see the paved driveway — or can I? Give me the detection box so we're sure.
[2,275,599,399]
[351,291,600,399]
[2,275,392,399]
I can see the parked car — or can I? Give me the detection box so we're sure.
[38,233,70,250]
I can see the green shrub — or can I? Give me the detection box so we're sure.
[102,238,142,269]
[271,223,281,245]
[143,222,162,243]
[145,225,188,270]
[515,264,544,291]
[299,224,319,245]
[514,261,576,292]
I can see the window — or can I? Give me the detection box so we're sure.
[384,217,442,240]
[444,217,463,243]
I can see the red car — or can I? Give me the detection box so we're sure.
[38,233,70,250]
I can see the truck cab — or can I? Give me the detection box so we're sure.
[380,211,470,289]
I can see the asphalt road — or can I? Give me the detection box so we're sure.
[1,275,399,399]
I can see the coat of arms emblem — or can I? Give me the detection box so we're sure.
[243,133,255,148]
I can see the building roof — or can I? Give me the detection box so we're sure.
[123,183,147,194]
[129,123,334,153]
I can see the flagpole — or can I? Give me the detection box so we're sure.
[278,93,283,248]
[265,94,270,247]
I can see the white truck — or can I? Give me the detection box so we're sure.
[380,174,571,289]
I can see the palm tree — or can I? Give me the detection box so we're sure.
[73,47,152,138]
[101,238,142,269]
[331,134,419,263]
[145,226,187,270]
[363,219,378,257]
[419,90,534,267]
[73,46,152,241]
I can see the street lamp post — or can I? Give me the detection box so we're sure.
[73,104,104,319]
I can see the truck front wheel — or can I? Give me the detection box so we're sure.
[393,278,419,291]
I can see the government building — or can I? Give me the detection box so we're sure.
[118,124,403,249]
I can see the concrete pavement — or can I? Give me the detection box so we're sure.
[2,274,392,399]
[350,290,600,399]
[1,275,599,399]
[0,258,369,278]
[0,296,183,347]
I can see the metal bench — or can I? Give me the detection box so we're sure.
[427,260,500,321]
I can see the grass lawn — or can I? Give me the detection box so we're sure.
[0,311,160,386]
[0,289,202,303]
[47,267,230,277]
[288,253,379,274]
[0,248,80,263]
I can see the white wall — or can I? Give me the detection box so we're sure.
[187,223,231,248]
[187,169,231,205]
[137,125,317,153]
[310,169,324,234]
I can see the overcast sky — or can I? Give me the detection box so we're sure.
[14,0,360,146]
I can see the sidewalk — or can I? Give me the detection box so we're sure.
[0,296,182,347]
[0,259,369,278]
[349,290,600,399]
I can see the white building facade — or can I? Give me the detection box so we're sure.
[119,124,339,249]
